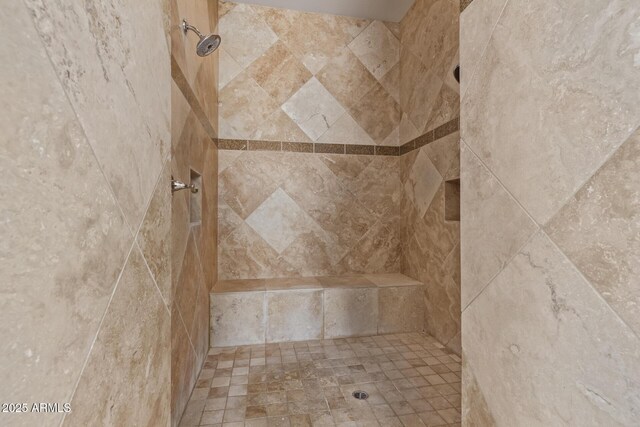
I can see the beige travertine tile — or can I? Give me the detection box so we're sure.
[219,47,243,89]
[399,113,421,145]
[379,63,401,104]
[211,292,266,346]
[316,48,378,112]
[399,47,443,134]
[349,82,402,144]
[266,290,323,342]
[425,82,460,131]
[282,155,373,250]
[319,154,373,185]
[218,222,296,280]
[462,0,640,224]
[27,0,170,230]
[317,113,375,145]
[317,275,376,289]
[402,0,459,72]
[250,3,298,36]
[324,288,378,338]
[252,108,312,143]
[218,152,279,220]
[138,159,172,304]
[459,0,508,98]
[365,274,422,287]
[183,332,460,425]
[175,233,204,334]
[0,5,132,423]
[220,71,280,139]
[264,277,322,291]
[218,3,278,68]
[348,21,400,80]
[172,302,198,424]
[546,130,640,335]
[245,188,321,254]
[347,156,403,218]
[281,78,345,141]
[463,231,640,425]
[338,219,403,274]
[378,286,425,334]
[278,11,367,74]
[65,247,170,426]
[404,150,442,219]
[460,142,537,308]
[248,41,312,105]
[423,132,460,179]
[461,355,496,426]
[214,279,267,293]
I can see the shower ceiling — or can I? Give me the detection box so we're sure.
[230,0,415,22]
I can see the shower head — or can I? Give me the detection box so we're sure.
[181,19,221,57]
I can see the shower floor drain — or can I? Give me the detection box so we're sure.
[352,390,369,400]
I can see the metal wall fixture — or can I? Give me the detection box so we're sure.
[181,19,221,57]
[171,178,198,194]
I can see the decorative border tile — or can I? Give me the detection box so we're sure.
[217,117,460,157]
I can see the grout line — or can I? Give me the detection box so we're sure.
[58,239,137,427]
[459,0,511,102]
[544,231,640,342]
[541,122,640,230]
[461,138,538,226]
[461,229,538,313]
[25,2,139,242]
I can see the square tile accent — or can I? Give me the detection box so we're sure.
[281,78,346,141]
[348,21,400,80]
[245,188,316,254]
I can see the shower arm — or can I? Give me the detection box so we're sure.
[182,20,204,38]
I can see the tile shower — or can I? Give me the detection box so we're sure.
[2,0,638,426]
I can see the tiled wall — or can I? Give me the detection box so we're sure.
[399,0,460,146]
[399,0,461,356]
[218,1,401,147]
[218,150,402,279]
[170,0,219,425]
[461,0,640,424]
[1,1,171,426]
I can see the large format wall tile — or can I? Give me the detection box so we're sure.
[170,2,219,424]
[0,4,133,425]
[459,0,508,98]
[26,0,170,230]
[218,151,401,279]
[266,290,323,342]
[324,288,378,338]
[463,232,640,425]
[462,0,640,225]
[460,142,537,308]
[211,292,266,346]
[378,286,425,333]
[546,130,640,336]
[64,247,170,426]
[218,1,401,146]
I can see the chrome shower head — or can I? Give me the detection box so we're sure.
[181,19,221,57]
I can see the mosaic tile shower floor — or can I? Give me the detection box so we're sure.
[179,333,461,426]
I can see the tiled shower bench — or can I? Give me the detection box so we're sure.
[210,273,425,347]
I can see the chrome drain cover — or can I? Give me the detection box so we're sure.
[352,390,369,400]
